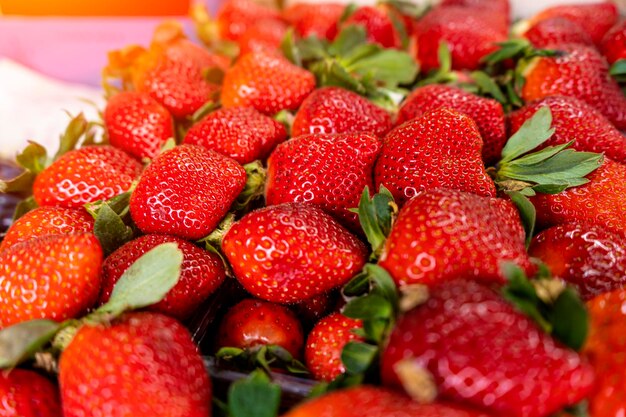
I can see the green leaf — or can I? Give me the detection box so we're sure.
[341,341,378,374]
[15,141,48,174]
[232,161,267,212]
[93,203,134,256]
[280,27,301,67]
[54,113,89,160]
[548,287,589,351]
[500,150,603,185]
[470,71,508,105]
[0,320,60,369]
[437,41,452,74]
[362,318,388,344]
[297,36,329,62]
[507,141,573,166]
[338,3,358,23]
[482,39,531,66]
[347,48,418,88]
[384,0,430,19]
[342,270,371,297]
[12,196,39,221]
[0,171,37,198]
[610,59,626,76]
[228,369,281,417]
[365,264,399,311]
[216,346,245,360]
[506,191,536,248]
[343,294,393,320]
[500,106,554,163]
[564,400,590,417]
[329,25,369,57]
[356,186,396,260]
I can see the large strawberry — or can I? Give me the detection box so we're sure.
[440,0,510,22]
[130,144,246,240]
[222,203,368,303]
[59,312,211,417]
[282,3,345,40]
[343,6,403,49]
[237,19,288,55]
[601,19,626,64]
[381,279,595,417]
[0,369,61,417]
[523,17,594,48]
[214,0,281,42]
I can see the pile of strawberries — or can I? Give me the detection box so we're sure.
[1,0,626,416]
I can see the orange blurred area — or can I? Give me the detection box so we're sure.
[0,0,191,16]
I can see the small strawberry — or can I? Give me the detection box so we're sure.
[33,146,142,209]
[396,84,506,165]
[104,91,174,160]
[221,51,316,115]
[381,279,595,417]
[601,19,626,64]
[0,233,103,327]
[59,312,211,417]
[183,106,287,164]
[0,369,61,417]
[291,291,338,328]
[282,3,345,40]
[292,87,392,138]
[130,144,246,240]
[523,17,594,48]
[529,223,626,300]
[343,6,403,49]
[238,19,289,55]
[222,203,368,304]
[214,0,281,42]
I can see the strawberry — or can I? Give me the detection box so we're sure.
[0,233,102,327]
[33,146,142,209]
[396,84,506,165]
[221,51,316,115]
[508,96,626,164]
[291,87,392,138]
[0,369,61,417]
[601,19,626,64]
[104,91,174,160]
[440,0,510,22]
[0,206,94,253]
[305,312,363,381]
[529,223,626,300]
[214,0,281,42]
[291,291,338,328]
[523,17,594,48]
[129,144,246,240]
[99,234,226,320]
[59,312,211,417]
[238,19,289,55]
[381,279,595,417]
[183,106,287,164]
[374,108,496,207]
[266,132,381,232]
[282,3,345,41]
[222,203,368,303]
[378,188,532,287]
[343,6,403,49]
[217,298,304,358]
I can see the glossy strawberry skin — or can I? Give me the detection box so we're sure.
[217,299,304,358]
[33,146,142,209]
[222,203,368,304]
[238,19,288,55]
[0,233,102,327]
[282,3,345,40]
[344,6,402,49]
[440,0,510,23]
[381,280,595,417]
[266,132,381,232]
[183,107,287,164]
[508,96,626,164]
[396,85,506,165]
[601,19,626,64]
[524,17,594,48]
[99,234,226,320]
[379,189,532,287]
[130,144,246,240]
[292,87,392,138]
[375,108,496,207]
[215,0,282,42]
[0,369,62,417]
[0,206,94,253]
[530,223,626,300]
[59,312,211,417]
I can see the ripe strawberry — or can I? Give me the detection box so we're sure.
[521,43,626,130]
[0,233,102,327]
[215,0,281,42]
[440,0,510,22]
[183,106,287,164]
[104,91,174,160]
[217,298,304,358]
[379,188,532,287]
[292,87,392,138]
[221,51,316,115]
[305,313,363,381]
[99,234,226,320]
[266,132,381,231]
[529,223,626,300]
[282,3,345,40]
[343,6,403,49]
[59,312,211,417]
[222,203,368,304]
[33,146,142,209]
[238,19,288,55]
[523,17,594,48]
[0,369,61,417]
[601,19,626,64]
[375,108,496,207]
[0,206,94,253]
[508,96,626,164]
[291,291,338,328]
[130,144,246,240]
[381,279,595,417]
[396,84,506,165]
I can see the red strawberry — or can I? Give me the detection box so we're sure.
[292,87,392,138]
[130,144,246,240]
[33,146,142,209]
[521,43,626,130]
[238,19,289,55]
[217,298,304,358]
[59,312,211,417]
[440,0,510,22]
[508,96,626,164]
[396,85,506,165]
[523,17,594,48]
[305,312,363,381]
[222,203,368,303]
[221,51,316,115]
[379,188,532,287]
[381,279,595,417]
[215,0,281,42]
[0,206,94,253]
[343,6,403,49]
[601,19,626,64]
[99,234,226,320]
[291,291,338,327]
[266,132,381,231]
[529,223,626,300]
[282,3,345,40]
[104,91,174,160]
[183,106,287,164]
[375,108,496,207]
[0,233,102,327]
[0,369,61,417]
